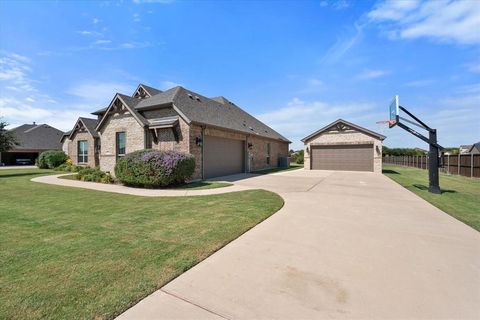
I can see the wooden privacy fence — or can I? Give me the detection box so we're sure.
[383,154,480,178]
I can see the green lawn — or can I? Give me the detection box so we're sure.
[0,169,283,320]
[58,174,233,190]
[383,165,480,231]
[253,162,303,175]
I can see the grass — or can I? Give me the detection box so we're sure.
[0,169,283,320]
[383,165,480,231]
[58,174,233,190]
[253,162,303,175]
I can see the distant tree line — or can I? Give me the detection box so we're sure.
[383,146,426,156]
[383,146,459,156]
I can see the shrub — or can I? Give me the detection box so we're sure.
[115,150,195,188]
[295,150,304,164]
[37,150,68,169]
[54,163,82,172]
[76,167,113,183]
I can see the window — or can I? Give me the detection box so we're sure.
[266,142,271,165]
[78,140,88,163]
[116,132,126,159]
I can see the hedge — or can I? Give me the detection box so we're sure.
[115,150,195,188]
[37,150,68,169]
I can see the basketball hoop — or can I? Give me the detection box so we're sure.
[376,120,396,133]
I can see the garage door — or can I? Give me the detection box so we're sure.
[204,135,245,178]
[311,144,373,172]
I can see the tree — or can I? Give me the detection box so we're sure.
[0,120,17,152]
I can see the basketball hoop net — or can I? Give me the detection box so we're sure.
[376,120,396,133]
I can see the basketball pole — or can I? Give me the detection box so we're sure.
[395,106,442,194]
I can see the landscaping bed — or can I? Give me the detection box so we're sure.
[383,165,480,231]
[58,173,233,190]
[0,169,283,319]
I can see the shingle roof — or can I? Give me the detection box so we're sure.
[139,84,163,96]
[9,123,63,151]
[92,85,290,143]
[468,142,480,152]
[135,86,289,142]
[78,118,99,138]
[301,119,386,142]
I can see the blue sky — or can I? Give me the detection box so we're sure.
[0,0,479,150]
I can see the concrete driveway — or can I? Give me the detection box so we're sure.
[118,169,480,319]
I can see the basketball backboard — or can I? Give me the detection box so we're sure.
[389,95,399,128]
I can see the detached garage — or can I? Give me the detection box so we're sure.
[302,119,385,173]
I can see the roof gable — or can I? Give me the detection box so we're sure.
[68,118,99,140]
[132,84,163,99]
[95,93,148,131]
[302,119,386,142]
[91,84,290,143]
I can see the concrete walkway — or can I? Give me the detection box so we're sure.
[0,165,37,170]
[31,174,253,197]
[118,169,480,319]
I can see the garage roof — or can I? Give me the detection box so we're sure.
[302,119,386,142]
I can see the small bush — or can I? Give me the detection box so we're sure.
[76,167,113,183]
[115,150,195,188]
[37,150,68,169]
[295,150,304,164]
[54,163,82,172]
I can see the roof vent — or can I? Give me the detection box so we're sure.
[195,96,201,101]
[188,94,193,99]
[249,126,254,131]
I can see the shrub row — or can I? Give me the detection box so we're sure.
[76,167,113,184]
[54,163,83,172]
[115,150,195,188]
[37,150,68,169]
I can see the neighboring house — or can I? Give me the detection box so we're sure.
[0,122,63,165]
[67,84,290,179]
[468,142,480,154]
[302,119,385,173]
[459,145,472,154]
[64,118,100,168]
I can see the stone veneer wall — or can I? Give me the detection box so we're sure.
[99,111,145,174]
[248,135,289,171]
[68,132,98,167]
[150,118,190,153]
[304,130,383,173]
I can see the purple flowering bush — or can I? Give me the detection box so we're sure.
[115,149,195,188]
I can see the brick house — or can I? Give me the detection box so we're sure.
[65,84,290,179]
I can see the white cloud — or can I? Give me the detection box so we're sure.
[308,78,323,86]
[368,0,480,45]
[333,0,350,10]
[256,98,377,150]
[321,23,364,64]
[466,61,480,73]
[0,53,36,92]
[357,69,389,79]
[77,30,103,37]
[133,13,141,22]
[159,80,182,90]
[93,39,112,45]
[67,81,135,106]
[92,18,100,24]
